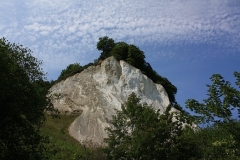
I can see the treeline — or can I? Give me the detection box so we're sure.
[57,62,95,82]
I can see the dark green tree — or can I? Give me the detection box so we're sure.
[191,124,240,160]
[186,72,240,159]
[57,63,83,81]
[110,42,129,61]
[126,44,145,69]
[105,93,197,160]
[109,42,145,68]
[186,73,240,121]
[0,38,56,159]
[156,76,177,103]
[97,36,115,60]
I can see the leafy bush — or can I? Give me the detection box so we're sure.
[57,63,83,81]
[104,93,197,159]
[0,37,56,159]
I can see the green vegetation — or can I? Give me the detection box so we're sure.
[97,36,115,60]
[57,36,177,103]
[0,37,57,159]
[104,86,240,159]
[1,37,240,159]
[104,93,197,159]
[185,72,240,159]
[191,124,240,160]
[40,115,106,160]
[58,63,83,81]
[56,62,96,82]
[186,72,240,124]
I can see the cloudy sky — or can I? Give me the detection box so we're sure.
[1,0,240,111]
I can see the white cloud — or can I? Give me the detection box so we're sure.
[0,0,239,79]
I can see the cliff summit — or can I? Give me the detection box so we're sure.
[50,56,172,145]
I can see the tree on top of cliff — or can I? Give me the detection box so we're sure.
[57,63,83,81]
[97,36,115,60]
[97,36,177,104]
[56,36,177,103]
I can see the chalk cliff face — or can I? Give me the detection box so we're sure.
[50,56,171,145]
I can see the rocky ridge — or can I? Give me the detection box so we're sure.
[50,56,173,146]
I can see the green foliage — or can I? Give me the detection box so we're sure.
[0,38,56,159]
[97,36,115,60]
[189,123,240,160]
[57,63,83,81]
[41,115,106,160]
[146,70,177,103]
[97,36,177,104]
[186,73,240,122]
[55,62,99,84]
[110,42,129,61]
[126,44,145,68]
[186,72,240,134]
[186,72,240,159]
[104,93,197,160]
[110,42,145,69]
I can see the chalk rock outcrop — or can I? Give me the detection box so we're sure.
[50,56,171,145]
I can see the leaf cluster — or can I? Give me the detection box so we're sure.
[0,38,56,159]
[56,62,97,83]
[104,93,197,160]
[186,73,240,122]
[185,72,240,159]
[57,63,83,81]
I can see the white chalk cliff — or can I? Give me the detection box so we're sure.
[50,56,172,145]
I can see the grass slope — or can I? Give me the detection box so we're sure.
[41,114,106,160]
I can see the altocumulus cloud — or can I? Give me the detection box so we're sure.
[0,0,239,78]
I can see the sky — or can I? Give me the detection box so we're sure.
[1,0,240,112]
